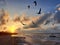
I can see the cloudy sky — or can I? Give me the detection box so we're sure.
[0,0,60,16]
[0,0,60,33]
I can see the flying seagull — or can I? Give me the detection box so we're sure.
[33,1,37,6]
[27,5,30,9]
[37,8,41,14]
[20,21,26,25]
[44,20,50,25]
[32,21,35,24]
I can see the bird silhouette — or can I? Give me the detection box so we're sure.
[27,5,30,9]
[33,1,37,6]
[37,8,41,14]
[20,21,26,25]
[32,21,35,24]
[44,20,50,25]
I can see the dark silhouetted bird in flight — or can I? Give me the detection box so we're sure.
[27,5,30,9]
[20,21,26,25]
[32,21,35,24]
[44,20,50,25]
[37,8,41,14]
[33,1,37,6]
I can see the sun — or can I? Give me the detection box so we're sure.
[7,25,16,33]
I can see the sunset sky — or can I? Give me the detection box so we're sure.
[0,0,60,16]
[0,0,60,33]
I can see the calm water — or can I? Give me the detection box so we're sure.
[16,33,60,45]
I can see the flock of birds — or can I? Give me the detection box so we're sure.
[0,0,41,14]
[0,0,42,27]
[27,0,41,14]
[21,1,42,26]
